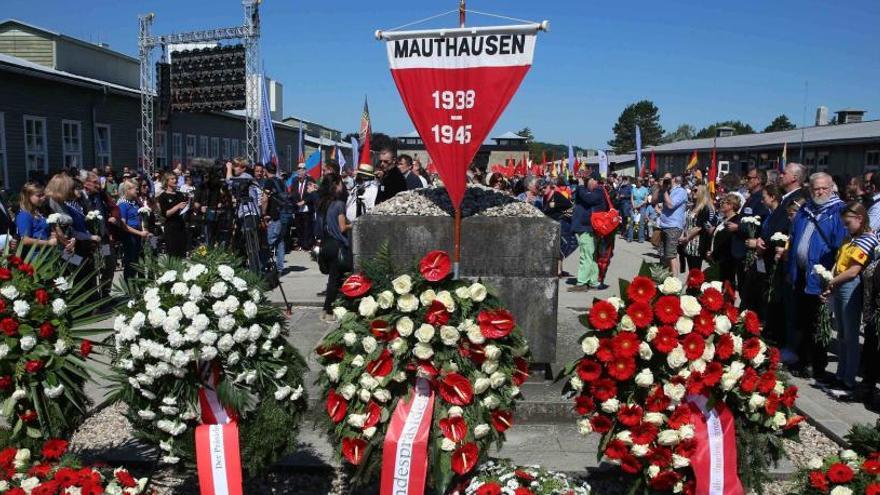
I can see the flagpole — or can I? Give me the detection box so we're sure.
[449,0,465,280]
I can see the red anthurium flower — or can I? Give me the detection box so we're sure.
[590,378,617,402]
[611,332,640,358]
[626,301,654,328]
[1,317,19,336]
[652,326,679,354]
[654,296,682,324]
[366,349,393,377]
[686,269,705,289]
[363,401,382,430]
[342,437,367,465]
[476,483,503,495]
[369,320,398,342]
[617,404,643,427]
[715,334,735,360]
[574,396,595,415]
[340,273,372,298]
[626,276,657,303]
[0,376,11,390]
[439,416,468,442]
[25,359,44,374]
[741,337,762,360]
[416,361,439,378]
[326,389,348,423]
[620,454,642,474]
[115,469,138,487]
[38,322,55,339]
[576,358,602,382]
[588,300,619,330]
[827,462,854,483]
[681,333,705,361]
[79,339,93,358]
[590,414,612,433]
[315,344,345,362]
[699,288,724,312]
[0,267,10,280]
[419,250,452,282]
[491,410,513,432]
[743,310,761,335]
[41,439,68,459]
[478,309,516,339]
[604,439,628,459]
[438,373,474,406]
[425,300,451,326]
[459,342,487,365]
[451,442,479,475]
[34,289,49,305]
[512,357,529,386]
[607,356,636,381]
[784,415,804,430]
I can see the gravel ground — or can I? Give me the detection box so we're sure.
[371,185,544,218]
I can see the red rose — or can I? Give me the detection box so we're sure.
[607,356,636,381]
[477,309,516,339]
[366,349,393,377]
[425,300,451,326]
[808,470,829,492]
[439,416,468,442]
[862,459,880,475]
[512,357,529,386]
[617,404,643,427]
[699,288,724,312]
[681,333,705,361]
[491,410,513,432]
[611,332,640,358]
[325,389,348,423]
[342,437,367,465]
[590,378,617,402]
[649,470,681,491]
[451,442,479,475]
[715,334,735,360]
[626,302,654,328]
[646,445,672,466]
[631,422,659,445]
[25,359,44,374]
[438,373,473,406]
[115,469,138,487]
[867,483,880,495]
[0,375,11,390]
[576,358,602,382]
[79,339,93,358]
[38,322,54,339]
[604,439,628,459]
[369,320,398,342]
[686,268,705,289]
[419,250,451,282]
[18,263,34,276]
[827,462,854,483]
[741,337,762,360]
[743,310,761,335]
[620,454,642,474]
[340,273,372,298]
[19,410,38,423]
[362,401,382,430]
[588,300,619,330]
[693,310,715,337]
[476,483,502,495]
[41,439,68,459]
[652,326,679,354]
[1,317,19,336]
[590,414,612,433]
[34,289,49,305]
[626,276,657,303]
[574,396,595,415]
[315,344,345,362]
[0,267,10,280]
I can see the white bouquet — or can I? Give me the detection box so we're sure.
[813,264,834,346]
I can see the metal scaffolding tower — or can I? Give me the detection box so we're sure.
[138,0,262,174]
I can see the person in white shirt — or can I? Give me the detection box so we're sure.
[346,163,379,221]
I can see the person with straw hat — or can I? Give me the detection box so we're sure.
[346,162,379,221]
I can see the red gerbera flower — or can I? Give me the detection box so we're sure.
[611,332,640,358]
[34,288,49,305]
[785,415,805,430]
[590,414,612,433]
[604,439,628,459]
[743,310,761,335]
[590,378,617,402]
[366,349,393,377]
[576,358,602,382]
[653,295,682,324]
[675,438,697,458]
[620,454,642,474]
[369,320,398,342]
[477,483,503,495]
[28,463,52,479]
[17,263,34,276]
[693,310,715,337]
[649,471,681,491]
[514,488,534,495]
[326,389,348,423]
[588,300,619,330]
[451,442,479,475]
[438,373,474,406]
[681,333,705,361]
[652,326,679,354]
[808,470,829,491]
[514,469,535,481]
[115,469,138,488]
[781,386,798,408]
[739,368,759,393]
[862,459,880,475]
[53,466,79,486]
[631,422,659,445]
[342,437,367,465]
[645,387,670,412]
[79,339,93,358]
[595,338,614,362]
[491,410,513,432]
[607,356,636,381]
[715,334,735,360]
[686,269,705,289]
[439,416,468,442]
[699,288,724,312]
[362,401,383,430]
[512,357,529,386]
[41,439,68,459]
[702,361,723,387]
[722,280,736,301]
[827,462,854,483]
[626,302,654,328]
[340,273,372,298]
[574,395,595,415]
[626,276,657,303]
[419,250,452,282]
[646,445,672,466]
[764,393,780,415]
[425,300,451,326]
[742,337,762,360]
[617,404,643,427]
[866,483,880,495]
[757,371,777,394]
[477,309,515,339]
[666,404,692,429]
[724,304,739,324]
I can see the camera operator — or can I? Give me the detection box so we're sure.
[346,163,379,221]
[260,164,292,273]
[225,158,263,219]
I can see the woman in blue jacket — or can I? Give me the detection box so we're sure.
[15,182,57,257]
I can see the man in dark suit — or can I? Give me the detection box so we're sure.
[287,163,315,250]
[376,148,408,204]
[398,154,423,191]
[568,172,606,292]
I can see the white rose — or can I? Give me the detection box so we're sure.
[690,359,707,374]
[44,384,65,399]
[748,393,766,411]
[189,285,204,302]
[484,345,502,361]
[667,346,687,369]
[0,344,8,359]
[606,296,624,311]
[830,487,853,495]
[619,315,636,332]
[678,424,695,440]
[469,283,487,302]
[569,376,584,391]
[359,373,379,390]
[679,295,701,317]
[441,438,457,451]
[634,369,654,387]
[362,336,377,354]
[391,275,413,295]
[373,389,391,403]
[581,337,600,355]
[340,383,357,400]
[232,277,248,292]
[326,363,340,382]
[577,418,593,436]
[413,343,434,360]
[419,289,436,306]
[216,334,235,353]
[415,324,435,343]
[13,300,29,318]
[396,317,414,337]
[672,454,690,468]
[732,334,743,354]
[482,360,498,374]
[644,412,666,425]
[454,286,470,300]
[20,335,36,351]
[659,277,683,295]
[631,444,649,457]
[217,264,235,281]
[363,426,377,439]
[646,326,658,342]
[14,448,31,467]
[359,388,372,402]
[439,326,459,346]
[467,325,485,345]
[663,382,686,402]
[397,294,419,313]
[772,412,787,429]
[489,372,506,389]
[806,457,824,470]
[447,406,464,418]
[435,290,455,311]
[657,429,680,446]
[52,298,67,315]
[242,301,258,319]
[333,306,348,320]
[647,465,661,478]
[638,342,653,361]
[210,282,228,298]
[200,346,218,361]
[53,276,69,292]
[376,291,395,309]
[347,414,366,428]
[474,423,491,438]
[12,389,27,401]
[840,449,858,462]
[601,398,620,413]
[170,282,188,296]
[389,338,408,356]
[701,281,724,292]
[616,430,633,444]
[358,296,378,317]
[481,395,500,409]
[0,286,18,300]
[674,317,693,335]
[714,315,732,334]
[702,342,715,362]
[342,332,357,347]
[274,386,292,401]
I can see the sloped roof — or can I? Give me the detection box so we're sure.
[493,131,528,140]
[0,51,140,94]
[0,18,139,64]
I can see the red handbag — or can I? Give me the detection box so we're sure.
[590,186,622,237]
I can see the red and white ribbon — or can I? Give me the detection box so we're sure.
[686,395,744,495]
[195,362,243,495]
[198,363,233,425]
[380,377,435,495]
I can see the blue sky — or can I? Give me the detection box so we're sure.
[5,0,879,148]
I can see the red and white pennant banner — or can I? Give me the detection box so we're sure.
[379,23,545,209]
[380,377,435,495]
[686,395,744,495]
[196,362,243,495]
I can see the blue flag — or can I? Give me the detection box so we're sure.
[259,75,278,165]
[635,125,642,176]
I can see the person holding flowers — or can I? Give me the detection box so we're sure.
[15,182,58,256]
[709,193,743,285]
[757,184,788,343]
[117,179,151,279]
[820,202,878,396]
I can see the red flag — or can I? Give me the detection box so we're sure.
[650,149,657,173]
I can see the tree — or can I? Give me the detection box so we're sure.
[661,124,696,144]
[516,127,535,142]
[695,120,755,139]
[763,114,796,133]
[608,100,664,154]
